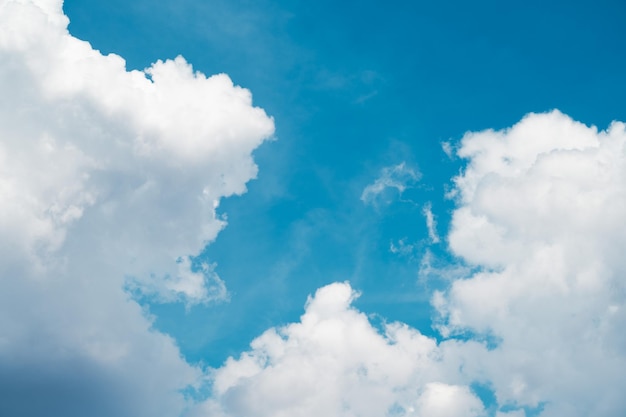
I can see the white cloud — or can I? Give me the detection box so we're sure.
[361,162,421,206]
[495,412,526,417]
[415,383,485,417]
[417,249,472,284]
[390,237,417,257]
[194,282,485,417]
[7,4,622,416]
[0,0,273,415]
[441,141,454,159]
[438,110,626,416]
[201,110,626,417]
[422,202,440,243]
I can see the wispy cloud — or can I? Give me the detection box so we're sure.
[389,237,417,257]
[441,141,455,159]
[360,162,421,206]
[422,202,440,243]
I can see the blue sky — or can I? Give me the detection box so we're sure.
[63,0,626,363]
[2,1,626,416]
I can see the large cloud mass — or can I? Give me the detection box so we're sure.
[3,1,626,416]
[200,111,626,417]
[438,110,626,416]
[195,283,486,417]
[0,0,273,416]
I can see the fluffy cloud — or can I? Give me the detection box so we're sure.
[4,2,624,416]
[361,162,421,207]
[437,110,626,416]
[195,282,485,417]
[201,111,626,417]
[0,0,273,415]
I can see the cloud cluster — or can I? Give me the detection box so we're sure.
[195,283,486,417]
[4,1,625,416]
[0,0,273,415]
[202,111,626,417]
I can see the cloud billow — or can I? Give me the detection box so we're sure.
[438,110,626,416]
[0,0,273,415]
[2,1,625,416]
[195,283,486,417]
[199,111,626,417]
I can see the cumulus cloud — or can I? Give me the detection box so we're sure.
[194,282,485,417]
[361,162,421,206]
[437,110,626,416]
[6,4,624,416]
[0,0,273,415]
[201,110,626,417]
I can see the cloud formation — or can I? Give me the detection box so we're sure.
[361,162,421,207]
[195,283,486,417]
[422,202,440,244]
[0,0,273,415]
[202,111,626,417]
[3,2,625,416]
[438,110,626,416]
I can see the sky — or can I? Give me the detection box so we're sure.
[1,0,625,416]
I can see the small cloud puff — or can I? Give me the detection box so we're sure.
[441,141,455,159]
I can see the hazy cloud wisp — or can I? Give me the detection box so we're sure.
[361,162,421,207]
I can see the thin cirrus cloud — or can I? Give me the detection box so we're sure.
[0,0,272,416]
[422,202,440,244]
[197,111,626,417]
[360,162,421,207]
